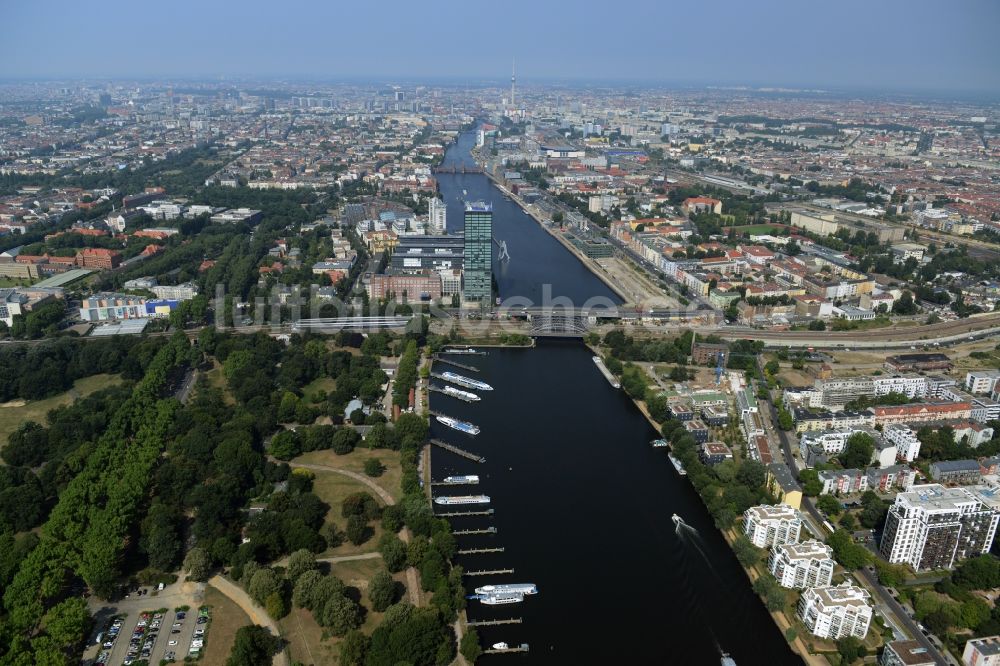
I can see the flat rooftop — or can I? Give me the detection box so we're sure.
[776,540,833,561]
[897,484,981,511]
[33,268,93,288]
[811,584,870,608]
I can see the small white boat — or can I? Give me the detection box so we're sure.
[492,642,509,651]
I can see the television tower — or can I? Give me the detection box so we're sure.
[510,58,516,111]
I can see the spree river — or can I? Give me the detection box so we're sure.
[432,132,800,665]
[437,129,621,307]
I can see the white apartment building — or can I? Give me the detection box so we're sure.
[816,377,875,410]
[972,397,1000,424]
[963,636,1000,666]
[966,370,1000,396]
[798,428,873,458]
[882,424,922,463]
[815,375,928,410]
[879,484,1000,571]
[874,375,929,400]
[743,504,802,548]
[768,540,835,589]
[798,584,873,640]
[151,283,199,301]
[428,197,447,235]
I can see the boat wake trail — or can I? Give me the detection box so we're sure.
[673,515,723,583]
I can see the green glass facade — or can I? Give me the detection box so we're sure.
[463,202,493,303]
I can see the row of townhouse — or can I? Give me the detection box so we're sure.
[817,464,918,495]
[793,401,976,433]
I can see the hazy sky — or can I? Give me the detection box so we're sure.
[2,0,999,94]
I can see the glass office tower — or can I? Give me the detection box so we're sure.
[462,202,493,304]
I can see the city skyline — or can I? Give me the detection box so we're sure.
[2,0,999,96]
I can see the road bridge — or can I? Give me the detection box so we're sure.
[291,316,411,331]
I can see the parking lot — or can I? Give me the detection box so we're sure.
[81,576,213,666]
[88,605,212,665]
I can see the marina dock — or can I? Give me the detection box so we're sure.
[452,526,496,535]
[432,479,481,487]
[467,618,522,627]
[465,568,514,576]
[442,348,487,355]
[437,509,494,517]
[457,547,504,555]
[592,355,621,389]
[429,385,477,402]
[432,355,480,372]
[430,438,485,463]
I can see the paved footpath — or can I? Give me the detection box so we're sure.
[208,575,290,666]
[286,460,421,607]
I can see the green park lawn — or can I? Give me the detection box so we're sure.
[0,373,123,450]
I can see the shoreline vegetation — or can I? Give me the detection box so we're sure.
[586,339,851,665]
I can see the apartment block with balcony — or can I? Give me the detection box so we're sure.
[768,540,835,589]
[743,504,802,548]
[879,484,1000,571]
[798,583,873,640]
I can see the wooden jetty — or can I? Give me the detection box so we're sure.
[457,547,504,555]
[430,438,485,463]
[467,618,522,627]
[437,509,494,518]
[452,526,496,535]
[432,356,479,372]
[464,568,514,576]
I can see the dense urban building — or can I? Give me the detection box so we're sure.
[879,484,1000,571]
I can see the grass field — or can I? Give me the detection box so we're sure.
[279,557,401,666]
[0,373,123,449]
[203,361,235,405]
[200,584,254,666]
[302,376,337,402]
[297,448,403,504]
[296,447,403,559]
[306,470,391,558]
[734,224,783,235]
[280,606,334,666]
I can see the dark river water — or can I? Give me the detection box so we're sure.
[436,129,621,308]
[430,132,800,665]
